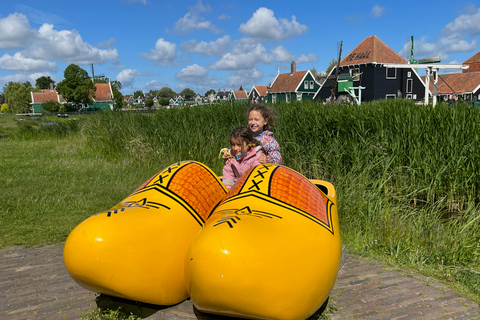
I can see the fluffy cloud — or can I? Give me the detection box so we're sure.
[144,80,168,91]
[169,1,222,35]
[179,35,231,56]
[210,39,272,70]
[116,69,142,88]
[175,64,218,88]
[0,72,55,87]
[0,53,56,72]
[28,24,118,65]
[0,13,35,49]
[226,69,263,88]
[239,8,308,41]
[371,5,386,18]
[271,46,316,64]
[141,38,178,66]
[442,7,480,36]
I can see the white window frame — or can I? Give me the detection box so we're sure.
[297,92,302,101]
[309,81,314,89]
[272,93,276,103]
[406,79,413,93]
[351,68,360,81]
[406,94,413,99]
[304,81,308,89]
[386,67,397,79]
[407,71,411,78]
[386,94,396,99]
[286,92,291,103]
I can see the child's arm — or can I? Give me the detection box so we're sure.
[222,163,235,189]
[263,137,282,165]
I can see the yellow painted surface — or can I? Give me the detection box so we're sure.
[64,161,227,306]
[186,165,341,320]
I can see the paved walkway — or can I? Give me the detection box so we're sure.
[1,244,479,320]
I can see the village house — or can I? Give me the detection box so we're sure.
[314,35,426,103]
[267,61,320,103]
[229,89,248,102]
[216,89,231,101]
[31,86,65,113]
[248,85,268,104]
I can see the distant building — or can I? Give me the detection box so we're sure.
[31,88,65,113]
[216,89,231,101]
[84,82,114,111]
[229,90,248,102]
[248,85,268,104]
[268,61,320,103]
[314,35,426,103]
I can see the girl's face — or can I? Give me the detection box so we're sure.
[248,110,268,135]
[230,137,248,156]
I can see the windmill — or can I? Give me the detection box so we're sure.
[407,36,441,65]
[331,41,343,101]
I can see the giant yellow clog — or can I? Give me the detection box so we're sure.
[64,161,227,305]
[185,164,341,320]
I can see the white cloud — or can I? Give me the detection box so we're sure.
[28,24,118,65]
[116,69,142,88]
[0,13,35,49]
[0,52,56,72]
[371,5,386,18]
[141,38,178,66]
[210,39,272,70]
[218,14,231,20]
[0,72,56,87]
[179,35,231,56]
[442,7,480,36]
[175,64,218,88]
[239,7,308,40]
[144,80,168,91]
[126,0,147,5]
[96,38,118,48]
[226,69,263,88]
[168,0,222,35]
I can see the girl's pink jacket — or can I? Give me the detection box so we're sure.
[222,146,264,189]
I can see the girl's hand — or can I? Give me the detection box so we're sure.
[258,153,267,164]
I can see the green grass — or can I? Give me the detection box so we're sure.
[0,100,478,304]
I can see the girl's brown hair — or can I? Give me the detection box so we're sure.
[246,104,276,131]
[230,126,261,147]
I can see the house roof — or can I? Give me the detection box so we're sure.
[31,90,63,104]
[422,72,480,94]
[340,35,407,66]
[464,51,480,64]
[252,85,268,96]
[269,70,308,93]
[232,90,248,99]
[463,51,480,73]
[93,83,113,102]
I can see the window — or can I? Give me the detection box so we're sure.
[407,71,411,78]
[386,94,396,99]
[406,94,412,99]
[286,93,291,103]
[297,93,302,101]
[304,81,308,89]
[406,79,413,93]
[351,68,360,81]
[272,93,276,103]
[309,81,314,89]
[386,67,396,79]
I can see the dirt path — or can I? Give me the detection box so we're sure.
[1,244,479,320]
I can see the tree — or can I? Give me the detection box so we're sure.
[205,89,216,97]
[3,82,33,114]
[133,90,144,99]
[179,88,196,99]
[144,98,154,109]
[239,85,243,91]
[158,98,170,106]
[36,76,55,90]
[56,64,96,109]
[326,59,338,76]
[158,87,176,99]
[41,100,61,113]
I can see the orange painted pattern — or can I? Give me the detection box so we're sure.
[169,163,227,222]
[270,167,328,224]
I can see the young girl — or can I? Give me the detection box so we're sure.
[247,104,282,165]
[222,126,265,190]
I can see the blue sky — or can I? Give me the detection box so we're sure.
[0,0,478,95]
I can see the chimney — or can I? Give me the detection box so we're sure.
[50,82,54,91]
[291,61,296,74]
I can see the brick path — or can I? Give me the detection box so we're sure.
[1,244,479,320]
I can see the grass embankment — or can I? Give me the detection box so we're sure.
[0,101,478,302]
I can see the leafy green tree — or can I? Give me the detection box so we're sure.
[158,98,170,106]
[179,88,196,99]
[239,85,243,91]
[144,98,154,109]
[3,82,33,114]
[326,59,337,76]
[36,76,55,90]
[56,64,96,109]
[41,100,61,113]
[0,93,4,105]
[23,81,32,88]
[205,89,216,97]
[133,90,144,99]
[158,87,176,99]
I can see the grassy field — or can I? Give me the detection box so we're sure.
[0,100,478,303]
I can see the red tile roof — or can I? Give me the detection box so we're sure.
[269,70,308,93]
[31,90,62,104]
[94,83,113,102]
[463,51,480,73]
[340,35,407,66]
[422,72,480,94]
[253,85,268,96]
[232,90,248,99]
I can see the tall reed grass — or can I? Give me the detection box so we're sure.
[5,99,479,298]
